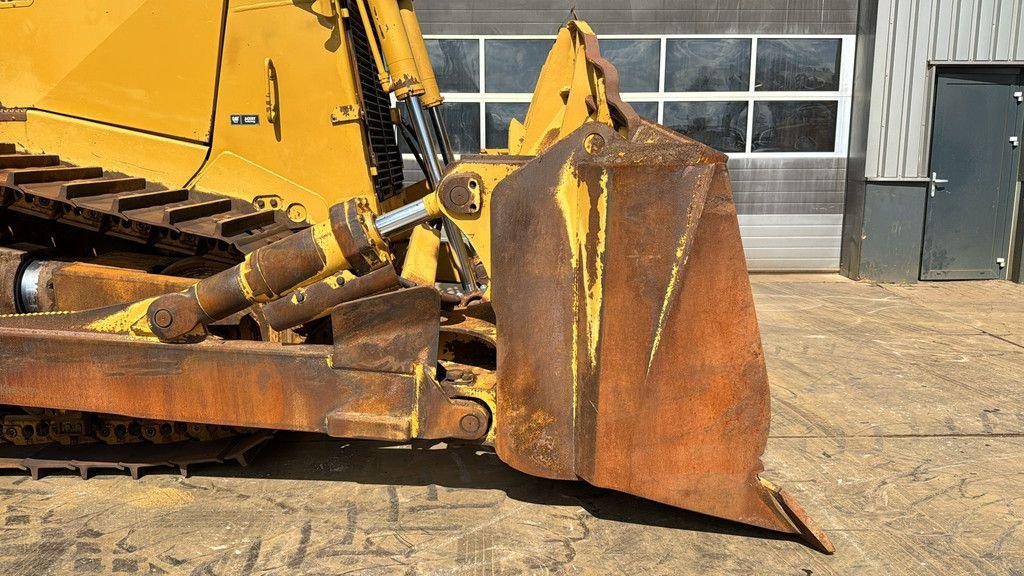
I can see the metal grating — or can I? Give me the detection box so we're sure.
[347,1,404,203]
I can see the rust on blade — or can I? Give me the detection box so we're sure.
[489,119,833,553]
[490,125,600,480]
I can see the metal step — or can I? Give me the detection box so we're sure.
[0,143,16,154]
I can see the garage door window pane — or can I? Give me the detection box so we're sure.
[485,102,530,148]
[426,39,480,93]
[666,39,751,92]
[752,101,837,152]
[664,101,748,153]
[399,103,480,155]
[755,39,841,91]
[443,103,481,154]
[628,101,659,121]
[601,39,660,93]
[485,40,550,93]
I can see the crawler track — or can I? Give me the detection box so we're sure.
[0,143,303,258]
[0,429,274,480]
[0,145,296,479]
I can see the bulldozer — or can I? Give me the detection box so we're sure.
[0,0,833,553]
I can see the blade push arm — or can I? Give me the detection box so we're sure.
[146,194,448,341]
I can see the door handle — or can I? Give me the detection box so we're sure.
[265,58,279,125]
[929,172,949,198]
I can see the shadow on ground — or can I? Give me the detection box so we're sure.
[213,433,806,547]
[3,431,805,550]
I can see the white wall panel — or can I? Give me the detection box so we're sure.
[740,214,843,271]
[865,0,1024,179]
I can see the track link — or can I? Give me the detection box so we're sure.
[0,145,303,256]
[0,428,274,480]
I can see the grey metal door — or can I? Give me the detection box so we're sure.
[922,69,1022,280]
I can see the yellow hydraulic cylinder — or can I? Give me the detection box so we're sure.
[398,0,443,108]
[367,0,424,100]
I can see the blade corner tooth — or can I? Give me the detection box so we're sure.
[760,477,835,554]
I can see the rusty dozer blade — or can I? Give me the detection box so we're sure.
[487,119,834,553]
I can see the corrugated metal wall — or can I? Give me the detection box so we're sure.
[416,0,858,35]
[865,0,1024,179]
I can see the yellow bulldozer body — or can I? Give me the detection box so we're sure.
[0,0,833,553]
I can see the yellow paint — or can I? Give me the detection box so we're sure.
[127,487,195,509]
[84,298,157,338]
[325,270,355,290]
[435,161,521,299]
[436,363,497,442]
[552,164,581,269]
[235,219,353,305]
[237,256,259,302]
[401,225,441,287]
[192,152,336,223]
[0,0,222,142]
[510,21,622,157]
[420,193,443,220]
[410,363,423,438]
[3,1,389,220]
[548,163,583,430]
[367,0,424,100]
[191,0,380,221]
[6,111,207,190]
[311,220,349,274]
[647,230,688,373]
[581,171,609,369]
[0,311,72,318]
[399,0,442,107]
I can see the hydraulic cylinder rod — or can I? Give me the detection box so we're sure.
[363,0,478,293]
[429,107,455,166]
[405,97,479,293]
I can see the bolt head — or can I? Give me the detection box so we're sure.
[448,186,470,207]
[153,309,174,329]
[459,413,482,435]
